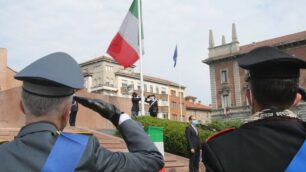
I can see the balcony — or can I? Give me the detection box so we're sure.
[122,88,168,101]
[91,84,117,92]
[219,82,230,95]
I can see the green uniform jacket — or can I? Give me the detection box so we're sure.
[0,120,164,172]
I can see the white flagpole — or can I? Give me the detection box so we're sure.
[175,45,183,121]
[178,66,183,121]
[138,0,145,116]
[179,83,183,121]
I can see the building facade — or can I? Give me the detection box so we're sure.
[0,48,22,91]
[185,96,212,124]
[80,56,188,120]
[203,24,306,121]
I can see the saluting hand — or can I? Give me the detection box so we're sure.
[74,96,122,127]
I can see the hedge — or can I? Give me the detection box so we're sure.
[116,116,242,158]
[135,117,221,157]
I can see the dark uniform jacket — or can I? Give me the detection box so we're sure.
[185,124,201,152]
[0,120,164,172]
[145,98,158,115]
[131,96,141,111]
[202,116,306,172]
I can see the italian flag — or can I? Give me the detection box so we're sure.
[107,0,144,68]
[146,126,165,172]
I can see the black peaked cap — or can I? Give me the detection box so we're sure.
[237,46,306,79]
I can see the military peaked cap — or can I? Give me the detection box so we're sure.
[238,46,306,79]
[15,52,84,97]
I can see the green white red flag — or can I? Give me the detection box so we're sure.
[107,0,144,68]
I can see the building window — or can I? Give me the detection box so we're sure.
[150,85,153,93]
[122,79,128,88]
[171,101,177,108]
[106,65,113,72]
[172,114,177,121]
[129,81,134,90]
[137,83,141,90]
[171,90,176,96]
[163,113,168,119]
[105,77,110,86]
[161,87,166,94]
[156,86,159,94]
[178,91,184,98]
[222,94,230,108]
[221,70,228,83]
[144,84,147,92]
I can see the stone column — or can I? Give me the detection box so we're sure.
[209,64,217,109]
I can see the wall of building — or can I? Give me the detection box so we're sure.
[168,86,186,120]
[0,87,134,130]
[213,60,237,108]
[0,48,22,91]
[284,45,306,87]
[81,56,188,121]
[208,43,306,120]
[169,95,186,121]
[186,109,211,124]
[0,48,7,90]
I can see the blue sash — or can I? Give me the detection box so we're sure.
[285,140,306,172]
[41,132,89,172]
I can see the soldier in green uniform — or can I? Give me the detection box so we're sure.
[0,52,164,171]
[202,46,306,172]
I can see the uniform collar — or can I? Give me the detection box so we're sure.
[17,121,59,138]
[248,109,298,121]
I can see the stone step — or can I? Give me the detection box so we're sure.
[164,154,177,162]
[165,161,185,168]
[165,166,189,172]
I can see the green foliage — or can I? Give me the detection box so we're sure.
[205,119,242,132]
[116,116,242,158]
[133,116,214,157]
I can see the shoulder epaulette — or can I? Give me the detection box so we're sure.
[206,127,235,142]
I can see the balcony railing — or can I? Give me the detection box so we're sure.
[91,84,117,92]
[121,88,168,101]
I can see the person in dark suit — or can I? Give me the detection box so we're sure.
[69,99,78,126]
[0,52,164,171]
[186,115,201,172]
[131,92,141,116]
[145,94,158,117]
[202,46,306,172]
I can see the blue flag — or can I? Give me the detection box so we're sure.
[173,45,178,67]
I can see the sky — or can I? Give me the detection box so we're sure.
[1,0,306,105]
